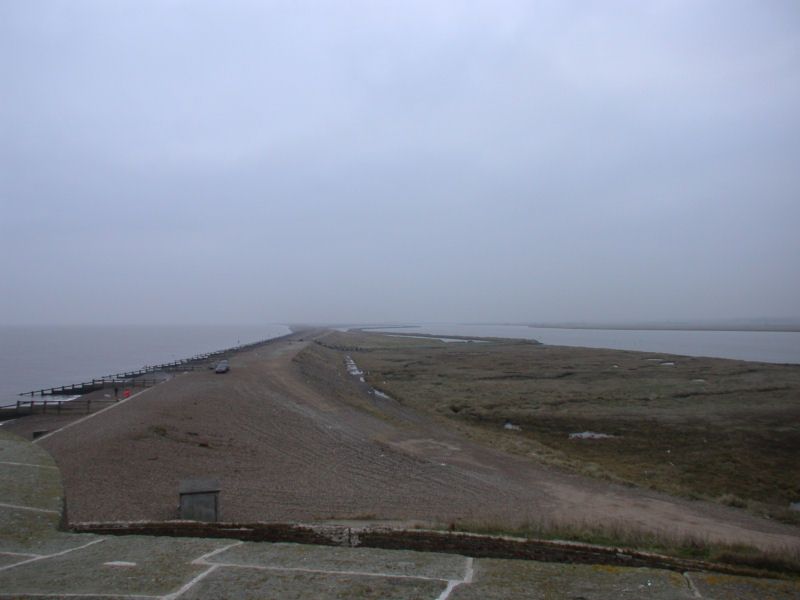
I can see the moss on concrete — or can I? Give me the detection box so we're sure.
[0,430,57,467]
[209,541,467,580]
[0,535,231,596]
[450,559,693,599]
[182,565,447,600]
[688,571,800,600]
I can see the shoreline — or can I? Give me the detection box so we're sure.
[349,322,800,333]
[363,325,800,364]
[526,323,800,333]
[0,324,293,407]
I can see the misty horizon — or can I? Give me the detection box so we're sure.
[5,317,800,331]
[2,2,798,326]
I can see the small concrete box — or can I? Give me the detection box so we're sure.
[179,478,220,522]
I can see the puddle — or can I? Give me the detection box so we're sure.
[346,356,391,394]
[345,356,363,376]
[569,431,615,440]
[645,358,676,366]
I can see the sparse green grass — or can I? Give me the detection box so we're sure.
[313,330,800,524]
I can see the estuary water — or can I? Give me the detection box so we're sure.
[0,324,291,406]
[373,324,800,364]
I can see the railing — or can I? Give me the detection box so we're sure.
[18,354,229,399]
[18,376,169,398]
[1,378,161,415]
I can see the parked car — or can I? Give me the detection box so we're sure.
[214,360,230,374]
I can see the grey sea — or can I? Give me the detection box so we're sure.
[0,324,290,406]
[374,324,800,364]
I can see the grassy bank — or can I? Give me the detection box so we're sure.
[435,516,800,579]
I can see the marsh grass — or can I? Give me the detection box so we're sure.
[477,413,800,524]
[317,330,800,524]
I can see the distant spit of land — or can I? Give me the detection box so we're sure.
[525,320,800,333]
[349,320,800,333]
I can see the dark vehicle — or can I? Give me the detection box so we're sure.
[214,360,229,374]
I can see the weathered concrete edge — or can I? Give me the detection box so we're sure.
[69,520,780,580]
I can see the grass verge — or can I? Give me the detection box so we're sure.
[434,516,800,579]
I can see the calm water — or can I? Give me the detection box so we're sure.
[374,324,800,364]
[0,324,290,406]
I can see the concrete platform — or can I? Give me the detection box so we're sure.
[0,428,797,599]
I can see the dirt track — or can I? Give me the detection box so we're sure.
[21,330,800,552]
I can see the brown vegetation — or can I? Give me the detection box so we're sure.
[327,330,800,524]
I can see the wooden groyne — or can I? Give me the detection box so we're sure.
[14,338,275,398]
[1,334,291,416]
[18,375,167,398]
[7,385,159,417]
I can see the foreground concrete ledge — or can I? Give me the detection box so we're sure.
[69,520,786,580]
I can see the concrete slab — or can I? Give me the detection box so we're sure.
[687,571,800,599]
[0,506,95,555]
[0,553,32,569]
[208,540,467,580]
[0,463,62,512]
[0,429,56,467]
[449,559,694,599]
[0,535,232,597]
[181,565,447,600]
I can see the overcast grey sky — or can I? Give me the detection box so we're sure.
[1,1,798,325]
